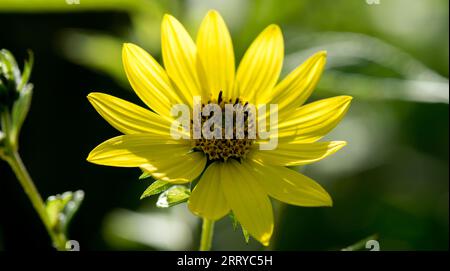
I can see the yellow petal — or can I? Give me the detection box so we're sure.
[122,43,182,117]
[87,134,190,167]
[278,96,353,142]
[249,141,346,166]
[246,160,332,207]
[161,14,205,106]
[266,51,327,118]
[221,160,273,246]
[236,25,284,103]
[87,92,173,136]
[140,152,206,184]
[196,10,235,100]
[188,162,230,219]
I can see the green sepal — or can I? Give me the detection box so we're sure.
[229,212,239,231]
[140,180,171,199]
[229,211,250,244]
[0,49,20,110]
[9,84,33,145]
[241,226,250,243]
[138,170,152,180]
[156,185,190,208]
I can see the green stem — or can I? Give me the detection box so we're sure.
[5,151,66,250]
[199,218,215,251]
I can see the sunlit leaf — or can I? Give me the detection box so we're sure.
[0,49,20,86]
[45,190,85,234]
[45,196,63,230]
[139,171,151,180]
[140,180,171,199]
[156,185,190,208]
[10,84,32,144]
[17,50,33,92]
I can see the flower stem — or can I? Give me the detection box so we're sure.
[5,150,66,250]
[199,218,215,251]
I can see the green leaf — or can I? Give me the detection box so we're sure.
[140,180,171,199]
[10,84,32,144]
[229,212,239,231]
[0,49,20,86]
[17,50,33,92]
[62,190,84,233]
[45,190,85,234]
[138,170,151,180]
[156,185,190,208]
[45,195,63,230]
[241,226,250,244]
[229,211,250,243]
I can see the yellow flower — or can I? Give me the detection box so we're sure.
[87,10,352,246]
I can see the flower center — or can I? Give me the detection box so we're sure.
[192,91,255,161]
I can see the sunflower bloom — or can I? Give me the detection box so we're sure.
[87,10,352,246]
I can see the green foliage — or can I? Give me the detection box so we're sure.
[138,171,151,180]
[45,190,85,235]
[140,180,172,199]
[0,49,20,110]
[17,51,33,92]
[0,50,34,151]
[9,84,32,145]
[229,212,250,244]
[156,185,190,208]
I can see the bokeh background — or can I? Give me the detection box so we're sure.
[0,0,448,251]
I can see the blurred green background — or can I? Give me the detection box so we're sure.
[0,0,448,250]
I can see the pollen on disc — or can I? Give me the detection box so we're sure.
[192,91,255,162]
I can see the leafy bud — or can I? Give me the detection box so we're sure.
[0,50,34,151]
[0,49,33,111]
